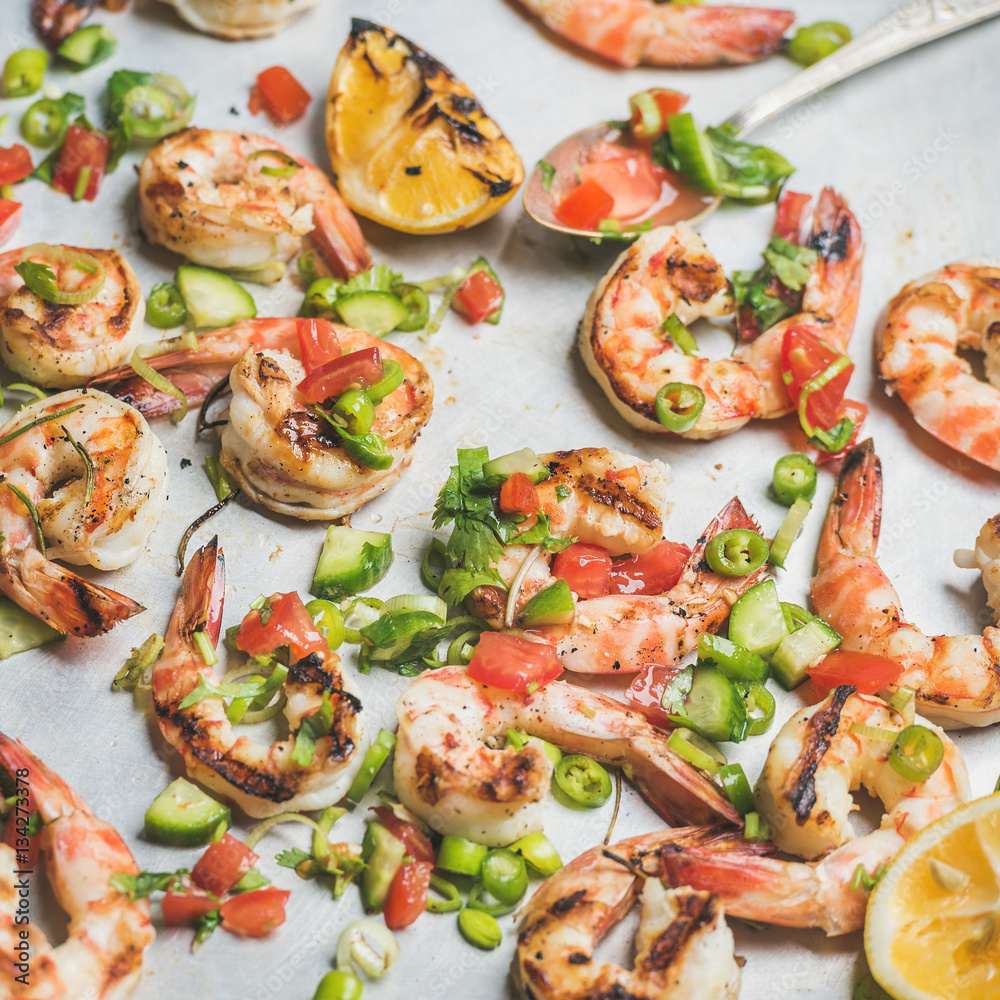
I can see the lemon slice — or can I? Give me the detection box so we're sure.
[326,19,524,234]
[865,793,1000,999]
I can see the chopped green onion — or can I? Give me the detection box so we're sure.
[743,811,769,841]
[15,246,106,305]
[345,728,397,804]
[666,112,720,193]
[136,332,199,359]
[446,628,479,665]
[4,383,47,401]
[112,633,164,691]
[247,148,301,178]
[336,919,399,978]
[129,349,188,423]
[718,762,755,815]
[0,403,84,447]
[509,830,562,876]
[71,166,92,202]
[889,725,944,783]
[426,873,462,913]
[768,496,812,568]
[654,381,705,433]
[193,630,217,666]
[306,599,345,651]
[662,314,700,357]
[628,89,662,139]
[772,453,817,507]
[3,482,45,556]
[888,685,916,726]
[849,723,897,742]
[62,425,94,504]
[3,49,48,99]
[437,834,488,877]
[850,862,886,892]
[457,907,502,950]
[668,728,726,774]
[796,355,852,438]
[380,593,448,619]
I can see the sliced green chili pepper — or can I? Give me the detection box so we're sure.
[705,529,769,577]
[300,276,344,319]
[781,601,815,632]
[768,496,812,569]
[147,282,187,328]
[3,49,48,98]
[458,907,502,950]
[333,389,376,435]
[426,873,462,913]
[772,453,817,506]
[787,21,852,67]
[718,762,755,816]
[480,849,528,907]
[345,728,397,804]
[366,360,405,405]
[739,681,776,736]
[554,754,612,807]
[437,835,488,877]
[654,382,705,433]
[889,725,944,783]
[21,98,70,148]
[305,599,345,651]
[391,283,431,332]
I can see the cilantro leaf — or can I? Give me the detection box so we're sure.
[276,847,313,870]
[110,869,188,900]
[505,513,576,553]
[291,692,334,767]
[438,566,506,606]
[192,907,221,950]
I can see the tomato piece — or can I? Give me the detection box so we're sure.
[52,125,109,202]
[254,66,312,124]
[0,145,34,185]
[236,592,328,662]
[219,888,290,938]
[296,318,341,375]
[499,472,540,515]
[773,189,812,243]
[625,662,685,730]
[814,399,868,465]
[467,632,562,692]
[370,806,435,864]
[608,539,691,596]
[296,347,383,404]
[554,179,615,231]
[191,833,259,897]
[0,201,22,247]
[162,881,220,926]
[780,325,854,432]
[579,151,668,221]
[551,542,612,600]
[808,651,903,699]
[454,269,504,324]
[383,860,433,930]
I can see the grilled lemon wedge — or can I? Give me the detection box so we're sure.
[326,19,524,234]
[865,793,1000,999]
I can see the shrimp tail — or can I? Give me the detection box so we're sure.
[817,438,881,565]
[167,536,226,655]
[3,547,144,637]
[33,0,100,42]
[310,199,371,280]
[0,733,87,817]
[93,366,233,418]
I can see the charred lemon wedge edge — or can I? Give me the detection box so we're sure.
[326,18,524,234]
[865,792,1000,999]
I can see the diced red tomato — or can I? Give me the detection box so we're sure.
[555,179,615,231]
[236,591,328,663]
[454,269,504,325]
[552,542,613,599]
[162,880,220,926]
[219,888,290,938]
[628,88,689,138]
[813,399,868,465]
[773,190,812,243]
[52,125,110,202]
[0,145,33,185]
[0,201,22,247]
[0,201,22,248]
[296,318,341,375]
[191,834,259,897]
[608,539,691,596]
[498,473,539,516]
[807,651,903,699]
[625,662,685,730]
[780,326,854,433]
[467,632,562,693]
[253,66,312,124]
[383,860,433,930]
[296,347,383,404]
[370,806,435,864]
[579,150,668,222]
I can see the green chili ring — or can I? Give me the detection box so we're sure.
[479,848,528,906]
[21,98,68,147]
[705,528,769,577]
[772,452,817,506]
[147,282,187,328]
[553,754,613,807]
[889,724,944,783]
[654,382,705,434]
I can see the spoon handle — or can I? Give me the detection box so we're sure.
[725,0,1000,135]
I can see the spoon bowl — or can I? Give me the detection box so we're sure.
[523,0,1000,239]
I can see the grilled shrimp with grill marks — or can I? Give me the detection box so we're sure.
[0,389,165,636]
[661,687,969,936]
[157,0,323,38]
[138,128,369,279]
[393,664,739,848]
[0,733,154,999]
[812,439,1000,728]
[514,828,744,1000]
[954,514,1000,624]
[580,188,862,439]
[0,246,144,388]
[152,538,368,818]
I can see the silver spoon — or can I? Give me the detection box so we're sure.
[523,0,1000,238]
